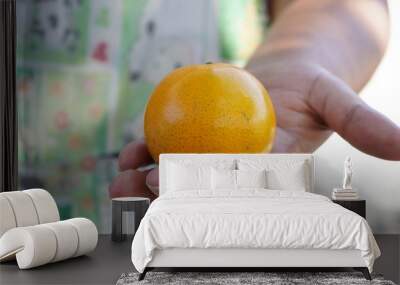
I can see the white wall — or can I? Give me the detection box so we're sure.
[314,0,400,234]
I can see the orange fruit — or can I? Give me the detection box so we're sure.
[144,63,276,162]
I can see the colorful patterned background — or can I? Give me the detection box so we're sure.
[16,0,267,233]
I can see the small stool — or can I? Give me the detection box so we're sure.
[112,197,150,242]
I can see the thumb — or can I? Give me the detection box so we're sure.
[145,167,159,195]
[308,70,400,160]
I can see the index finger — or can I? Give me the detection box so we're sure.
[118,139,155,171]
[309,70,400,160]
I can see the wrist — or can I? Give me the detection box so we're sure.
[246,46,359,91]
[246,54,326,80]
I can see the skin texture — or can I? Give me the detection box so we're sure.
[144,64,276,162]
[109,0,400,200]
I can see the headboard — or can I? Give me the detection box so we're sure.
[159,153,315,195]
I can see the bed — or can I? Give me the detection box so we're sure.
[131,154,380,281]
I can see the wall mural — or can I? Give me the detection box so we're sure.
[16,0,266,232]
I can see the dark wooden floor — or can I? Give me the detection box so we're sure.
[0,235,398,284]
[373,234,400,284]
[0,235,133,285]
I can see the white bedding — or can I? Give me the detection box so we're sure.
[131,190,380,273]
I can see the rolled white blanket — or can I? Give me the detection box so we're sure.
[0,218,98,269]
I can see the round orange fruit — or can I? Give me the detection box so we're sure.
[144,63,276,162]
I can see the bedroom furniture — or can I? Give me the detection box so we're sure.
[0,236,397,285]
[142,250,371,281]
[332,200,366,218]
[0,218,98,269]
[0,189,60,236]
[112,197,150,242]
[132,154,379,281]
[0,189,98,269]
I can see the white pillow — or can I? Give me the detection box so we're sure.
[267,166,307,191]
[212,168,237,190]
[236,169,268,189]
[238,159,309,191]
[167,162,212,191]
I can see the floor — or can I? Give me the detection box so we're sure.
[374,234,400,284]
[0,235,399,285]
[0,235,133,285]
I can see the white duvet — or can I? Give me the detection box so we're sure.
[131,190,380,273]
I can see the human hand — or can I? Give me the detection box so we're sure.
[109,61,400,199]
[247,60,400,158]
[109,139,158,199]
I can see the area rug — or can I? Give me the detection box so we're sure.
[116,272,396,285]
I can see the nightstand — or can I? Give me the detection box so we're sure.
[332,199,366,218]
[112,197,150,242]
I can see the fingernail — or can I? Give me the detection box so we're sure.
[146,183,159,195]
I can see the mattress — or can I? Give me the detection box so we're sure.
[131,190,380,273]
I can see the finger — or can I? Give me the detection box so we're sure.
[308,70,400,160]
[118,139,154,171]
[108,169,157,200]
[146,167,159,195]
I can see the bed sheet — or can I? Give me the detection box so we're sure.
[131,190,380,273]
